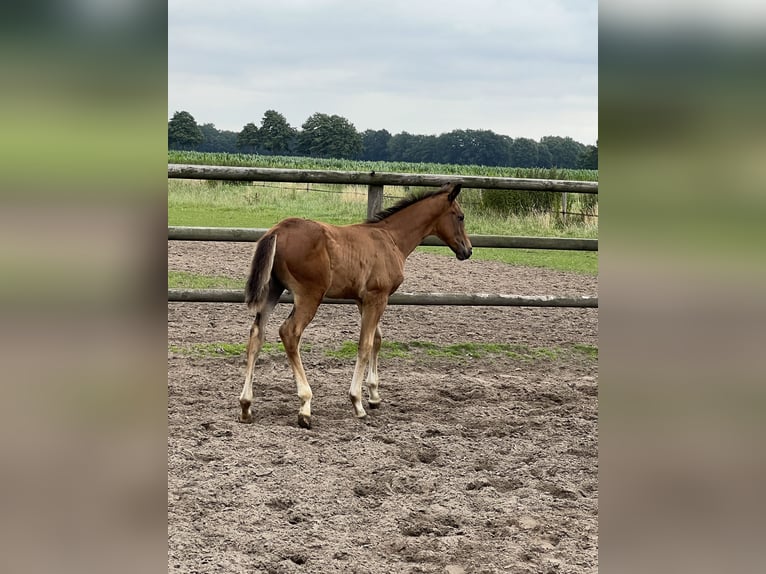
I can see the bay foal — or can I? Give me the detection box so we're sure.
[239,182,472,428]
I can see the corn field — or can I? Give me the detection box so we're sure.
[168,151,598,181]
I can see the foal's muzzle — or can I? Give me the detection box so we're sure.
[455,243,472,260]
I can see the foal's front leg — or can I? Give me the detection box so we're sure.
[350,300,386,419]
[366,325,383,408]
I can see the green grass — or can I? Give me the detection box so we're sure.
[572,343,598,359]
[324,340,422,360]
[168,341,311,357]
[170,339,597,362]
[168,270,243,289]
[168,342,249,357]
[168,180,369,227]
[324,341,361,360]
[392,341,568,361]
[168,179,598,275]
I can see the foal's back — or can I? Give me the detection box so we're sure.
[269,217,405,301]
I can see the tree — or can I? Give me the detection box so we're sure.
[537,142,553,168]
[197,123,239,153]
[509,138,539,168]
[395,134,437,163]
[360,129,392,161]
[298,113,362,159]
[480,130,513,166]
[237,123,260,154]
[411,135,438,162]
[435,130,467,164]
[168,111,203,150]
[577,140,598,169]
[386,132,439,162]
[437,129,510,166]
[540,136,585,168]
[387,132,417,161]
[258,110,297,155]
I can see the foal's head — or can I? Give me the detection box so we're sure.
[433,183,472,261]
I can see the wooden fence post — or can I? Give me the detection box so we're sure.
[367,184,383,220]
[562,191,568,224]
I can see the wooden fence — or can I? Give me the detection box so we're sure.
[168,164,598,308]
[168,163,599,220]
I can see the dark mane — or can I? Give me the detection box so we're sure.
[365,189,445,223]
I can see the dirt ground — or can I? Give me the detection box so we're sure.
[168,241,598,574]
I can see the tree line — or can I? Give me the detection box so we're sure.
[168,109,597,169]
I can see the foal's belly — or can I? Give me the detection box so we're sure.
[324,266,403,301]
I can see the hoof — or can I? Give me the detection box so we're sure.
[368,400,381,409]
[297,414,312,429]
[357,414,372,426]
[238,412,253,424]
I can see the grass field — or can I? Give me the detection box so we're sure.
[168,179,597,276]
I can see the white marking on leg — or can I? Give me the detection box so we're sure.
[349,356,369,418]
[238,307,274,423]
[239,320,262,422]
[354,302,387,417]
[285,344,313,418]
[366,326,382,405]
[295,358,313,420]
[280,303,317,428]
[366,364,380,404]
[350,329,376,418]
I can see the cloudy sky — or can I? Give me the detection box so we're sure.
[168,0,597,145]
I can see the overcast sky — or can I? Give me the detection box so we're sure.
[168,0,597,145]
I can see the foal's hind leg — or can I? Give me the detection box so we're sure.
[239,310,270,423]
[355,303,383,408]
[279,294,321,429]
[239,288,280,423]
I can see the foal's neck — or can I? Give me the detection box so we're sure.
[374,195,445,258]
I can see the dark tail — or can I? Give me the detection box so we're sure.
[245,233,278,311]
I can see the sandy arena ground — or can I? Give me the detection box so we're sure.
[168,241,598,574]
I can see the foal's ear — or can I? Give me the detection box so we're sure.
[447,183,462,202]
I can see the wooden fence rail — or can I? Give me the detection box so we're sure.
[168,289,598,308]
[168,226,598,251]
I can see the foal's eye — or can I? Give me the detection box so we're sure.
[457,214,465,222]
